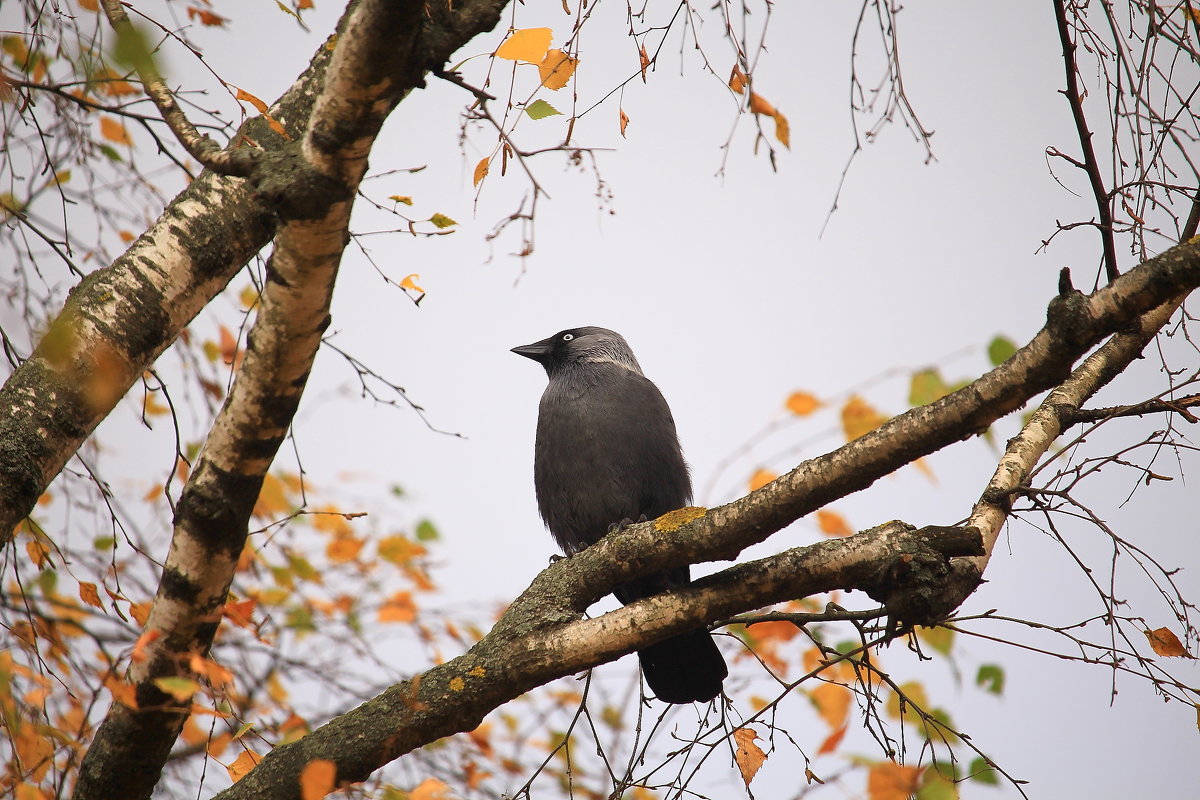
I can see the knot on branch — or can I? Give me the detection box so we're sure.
[250,145,353,221]
[1044,286,1092,350]
[865,524,985,627]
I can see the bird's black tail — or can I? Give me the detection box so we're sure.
[637,628,727,704]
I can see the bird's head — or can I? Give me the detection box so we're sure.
[511,326,644,376]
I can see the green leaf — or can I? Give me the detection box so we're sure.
[99,144,124,162]
[976,663,1005,695]
[909,368,950,407]
[36,569,58,595]
[918,625,955,655]
[153,676,200,701]
[93,536,116,551]
[429,213,457,229]
[525,99,561,120]
[415,519,440,541]
[987,335,1017,366]
[287,554,320,583]
[968,757,1000,785]
[112,22,160,79]
[285,604,316,635]
[917,768,959,800]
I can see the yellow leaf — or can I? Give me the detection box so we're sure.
[400,273,425,293]
[410,778,452,800]
[885,681,929,721]
[226,749,262,783]
[300,759,337,800]
[25,539,50,568]
[389,195,414,205]
[78,0,100,10]
[773,110,790,149]
[495,28,553,64]
[732,727,766,786]
[867,762,923,800]
[267,671,289,703]
[100,116,132,146]
[239,285,260,310]
[379,535,426,565]
[79,581,103,609]
[429,212,457,229]
[1144,627,1189,657]
[473,157,490,187]
[816,509,853,537]
[785,391,819,416]
[142,391,170,417]
[538,49,578,89]
[841,395,888,441]
[619,108,629,138]
[749,468,777,492]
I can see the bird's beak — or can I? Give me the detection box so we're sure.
[511,337,554,363]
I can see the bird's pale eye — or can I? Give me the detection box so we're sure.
[562,333,574,341]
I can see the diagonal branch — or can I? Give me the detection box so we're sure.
[213,239,1200,800]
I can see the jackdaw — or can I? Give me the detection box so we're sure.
[512,326,727,704]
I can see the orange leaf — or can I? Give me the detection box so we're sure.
[300,759,337,800]
[729,65,747,94]
[104,675,139,710]
[748,92,776,116]
[78,0,100,9]
[773,110,790,149]
[639,45,650,82]
[12,726,54,782]
[189,654,235,688]
[218,324,238,365]
[816,509,853,537]
[1144,627,1189,657]
[410,778,452,800]
[234,87,269,114]
[226,749,262,783]
[749,468,777,492]
[619,108,629,138]
[812,682,852,730]
[186,6,228,26]
[379,535,426,565]
[100,116,132,146]
[750,620,800,643]
[400,274,425,293]
[223,598,257,628]
[326,536,364,563]
[473,157,490,187]
[495,28,553,64]
[817,723,848,755]
[785,391,819,415]
[841,395,888,441]
[867,762,923,800]
[732,727,766,786]
[131,629,161,662]
[379,591,417,623]
[538,49,578,89]
[129,601,151,627]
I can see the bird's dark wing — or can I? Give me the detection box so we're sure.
[533,363,691,554]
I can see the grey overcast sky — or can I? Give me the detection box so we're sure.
[16,0,1196,797]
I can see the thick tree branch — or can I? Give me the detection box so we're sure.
[70,2,509,799]
[213,240,1200,799]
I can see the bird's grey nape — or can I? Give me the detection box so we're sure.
[574,328,645,375]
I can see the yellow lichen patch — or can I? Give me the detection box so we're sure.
[449,676,465,692]
[469,666,486,677]
[654,506,707,532]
